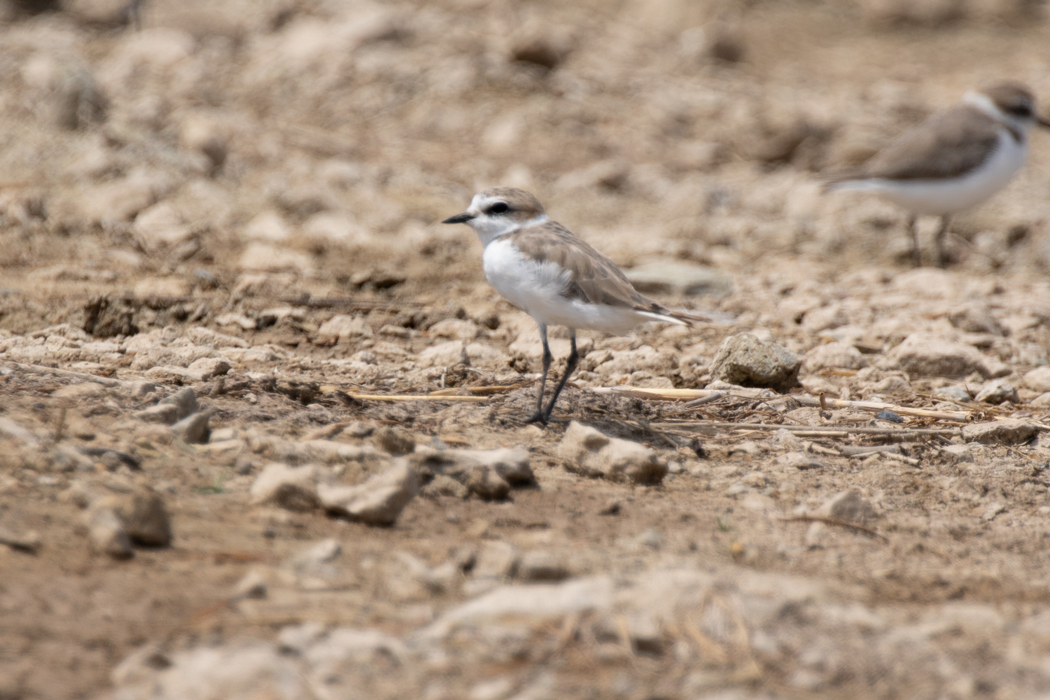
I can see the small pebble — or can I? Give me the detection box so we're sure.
[875,410,903,424]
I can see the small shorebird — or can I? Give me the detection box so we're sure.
[443,187,716,425]
[825,81,1050,267]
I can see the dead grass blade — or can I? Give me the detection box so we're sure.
[593,386,976,422]
[664,420,961,439]
[346,393,490,403]
[779,515,889,543]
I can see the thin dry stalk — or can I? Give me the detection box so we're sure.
[664,420,961,438]
[791,395,971,421]
[592,386,977,423]
[7,362,125,388]
[780,515,889,542]
[347,393,490,403]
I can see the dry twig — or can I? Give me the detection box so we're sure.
[780,515,888,542]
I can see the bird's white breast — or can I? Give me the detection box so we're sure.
[481,238,651,334]
[838,129,1028,216]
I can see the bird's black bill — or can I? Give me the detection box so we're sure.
[442,212,475,224]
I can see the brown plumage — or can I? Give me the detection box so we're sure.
[509,220,711,325]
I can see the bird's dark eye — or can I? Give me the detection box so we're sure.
[1008,103,1033,118]
[487,202,510,214]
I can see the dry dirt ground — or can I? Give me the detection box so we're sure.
[3,0,1050,698]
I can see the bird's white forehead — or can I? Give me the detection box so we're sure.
[468,193,499,213]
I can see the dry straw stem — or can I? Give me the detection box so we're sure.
[346,393,490,403]
[780,515,889,543]
[593,386,975,421]
[7,362,126,388]
[429,384,529,396]
[664,420,962,440]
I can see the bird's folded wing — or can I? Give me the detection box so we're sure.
[853,105,1003,181]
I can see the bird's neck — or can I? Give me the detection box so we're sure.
[476,214,549,247]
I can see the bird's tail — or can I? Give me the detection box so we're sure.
[636,306,734,327]
[820,169,867,194]
[666,308,735,326]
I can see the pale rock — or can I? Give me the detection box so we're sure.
[271,10,401,69]
[420,576,616,641]
[0,417,41,447]
[933,385,972,402]
[422,474,471,499]
[471,541,520,581]
[1032,392,1050,408]
[624,259,733,297]
[134,202,195,247]
[131,642,303,700]
[941,444,973,463]
[317,459,418,526]
[882,334,1008,379]
[159,387,199,420]
[819,489,878,527]
[592,345,675,377]
[890,267,958,298]
[316,315,373,344]
[373,426,416,455]
[238,243,314,273]
[172,413,210,444]
[134,403,179,425]
[802,342,867,373]
[469,677,516,700]
[558,422,667,484]
[184,357,231,381]
[302,628,408,680]
[867,375,911,395]
[1023,367,1050,393]
[778,452,825,470]
[710,333,801,391]
[250,463,320,511]
[109,643,172,687]
[86,505,133,559]
[178,111,228,170]
[962,420,1039,445]
[428,318,483,340]
[133,277,192,297]
[277,622,327,654]
[114,493,173,547]
[418,340,470,368]
[801,305,850,333]
[464,343,511,370]
[73,170,167,223]
[973,379,1018,405]
[297,440,382,465]
[186,328,249,349]
[291,538,343,570]
[99,28,195,86]
[410,447,534,500]
[517,550,571,582]
[302,211,370,244]
[50,444,95,472]
[243,211,291,242]
[948,304,1005,336]
[233,570,268,600]
[553,159,630,192]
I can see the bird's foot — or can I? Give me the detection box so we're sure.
[519,411,549,426]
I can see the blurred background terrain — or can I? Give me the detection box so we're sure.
[1,0,1050,698]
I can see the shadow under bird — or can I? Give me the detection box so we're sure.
[443,187,720,425]
[824,81,1050,267]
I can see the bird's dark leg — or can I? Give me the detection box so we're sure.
[522,324,552,425]
[934,215,952,268]
[906,214,922,267]
[541,330,579,423]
